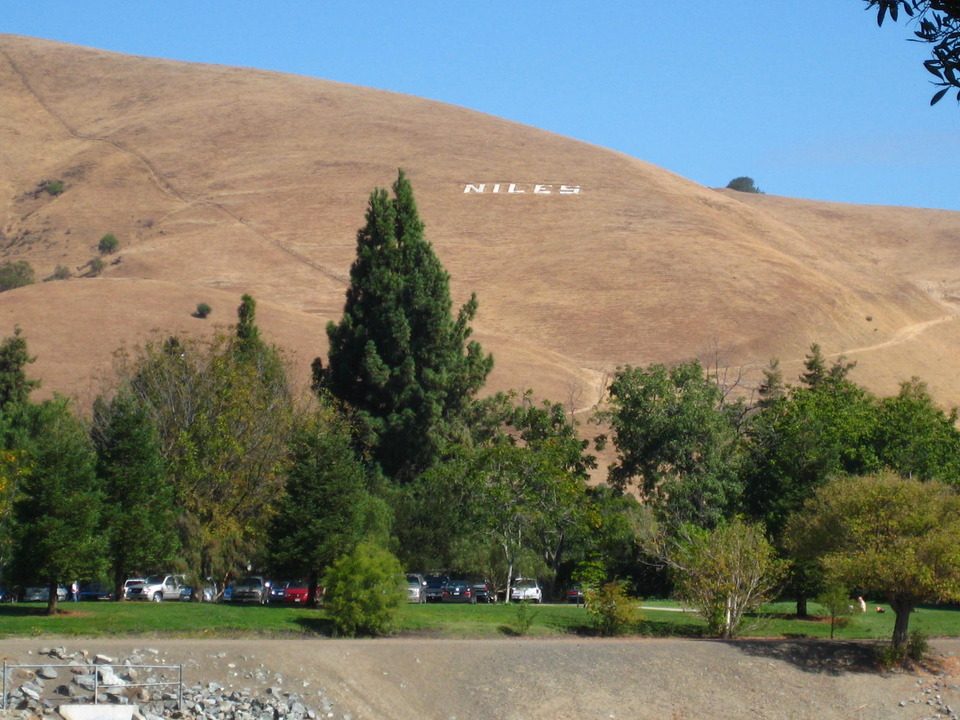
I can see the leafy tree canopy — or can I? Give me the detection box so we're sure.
[867,0,960,104]
[725,177,763,193]
[785,471,960,647]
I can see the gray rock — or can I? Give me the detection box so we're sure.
[73,674,97,691]
[37,666,58,680]
[94,654,115,665]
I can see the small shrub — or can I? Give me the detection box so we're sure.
[323,541,405,637]
[88,258,106,276]
[512,599,538,636]
[0,261,36,291]
[726,176,763,194]
[98,234,119,255]
[586,581,643,636]
[195,303,212,319]
[816,584,854,639]
[48,265,72,281]
[44,180,65,196]
[906,630,929,662]
[875,642,906,670]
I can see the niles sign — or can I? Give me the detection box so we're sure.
[463,183,581,195]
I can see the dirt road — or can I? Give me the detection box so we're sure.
[3,637,959,720]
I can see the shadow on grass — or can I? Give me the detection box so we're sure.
[0,605,56,617]
[292,615,335,636]
[727,638,879,675]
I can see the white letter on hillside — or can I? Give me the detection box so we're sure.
[464,184,486,193]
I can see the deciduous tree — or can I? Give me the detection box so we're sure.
[785,471,960,647]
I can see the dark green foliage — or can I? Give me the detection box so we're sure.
[873,377,960,483]
[195,302,212,319]
[48,265,72,281]
[597,361,744,527]
[98,234,119,255]
[322,170,493,482]
[92,391,178,600]
[9,398,104,614]
[0,261,36,292]
[269,400,386,606]
[867,1,960,104]
[88,258,105,276]
[43,180,64,196]
[725,176,763,193]
[0,328,40,412]
[323,541,405,636]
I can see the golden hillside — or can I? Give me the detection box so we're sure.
[2,35,959,412]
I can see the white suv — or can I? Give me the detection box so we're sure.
[510,578,543,603]
[126,574,185,602]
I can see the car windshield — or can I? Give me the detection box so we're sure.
[516,580,537,588]
[239,577,262,587]
[144,575,165,584]
[406,575,422,584]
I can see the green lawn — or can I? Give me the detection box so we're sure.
[1,598,958,640]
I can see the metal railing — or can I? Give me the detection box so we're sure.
[1,661,183,710]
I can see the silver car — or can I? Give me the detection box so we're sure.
[406,574,427,603]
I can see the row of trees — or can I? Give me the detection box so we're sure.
[2,171,959,647]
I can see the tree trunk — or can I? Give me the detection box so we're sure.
[891,595,915,648]
[47,579,59,616]
[795,594,808,618]
[307,568,319,608]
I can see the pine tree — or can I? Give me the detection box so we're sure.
[0,327,40,412]
[93,391,179,600]
[321,170,493,481]
[10,398,103,614]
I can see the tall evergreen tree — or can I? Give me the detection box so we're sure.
[93,391,179,600]
[0,327,40,412]
[10,398,103,614]
[268,399,388,606]
[321,170,493,482]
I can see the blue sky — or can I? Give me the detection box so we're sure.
[5,1,959,211]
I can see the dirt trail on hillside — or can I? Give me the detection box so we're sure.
[3,637,958,720]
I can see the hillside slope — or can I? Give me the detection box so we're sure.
[1,34,958,410]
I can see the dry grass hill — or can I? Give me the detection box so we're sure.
[2,34,960,422]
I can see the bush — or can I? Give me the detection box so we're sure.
[906,630,929,661]
[586,581,643,636]
[323,542,405,637]
[512,599,539,636]
[44,180,65,196]
[98,234,119,255]
[0,261,36,292]
[195,303,212,319]
[88,258,105,276]
[726,176,763,194]
[48,265,72,281]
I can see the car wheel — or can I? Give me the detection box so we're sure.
[153,592,163,603]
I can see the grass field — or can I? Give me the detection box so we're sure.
[2,599,959,641]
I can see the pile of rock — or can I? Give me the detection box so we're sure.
[2,647,337,720]
[898,675,960,719]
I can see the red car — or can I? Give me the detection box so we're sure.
[270,580,322,604]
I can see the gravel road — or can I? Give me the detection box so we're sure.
[3,636,959,720]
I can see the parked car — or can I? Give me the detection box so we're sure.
[126,574,185,602]
[441,580,476,604]
[123,577,146,600]
[269,580,291,602]
[230,576,271,604]
[424,574,449,603]
[79,582,114,601]
[566,584,585,605]
[270,579,322,604]
[23,585,69,602]
[470,580,496,603]
[406,574,427,604]
[510,578,543,603]
[180,578,217,602]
